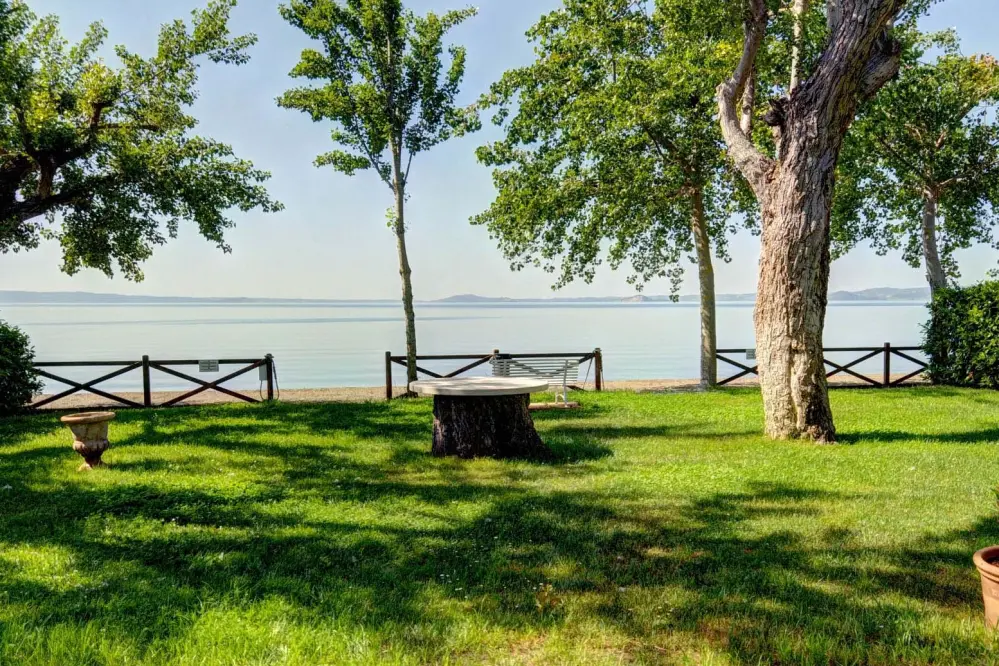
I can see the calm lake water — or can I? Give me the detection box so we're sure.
[0,301,931,392]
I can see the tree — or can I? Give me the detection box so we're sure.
[716,0,923,442]
[475,0,757,387]
[833,36,999,294]
[0,0,280,280]
[279,0,479,387]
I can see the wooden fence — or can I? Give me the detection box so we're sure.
[32,355,275,409]
[384,349,603,400]
[716,343,929,388]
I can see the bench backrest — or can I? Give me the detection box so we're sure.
[490,357,580,384]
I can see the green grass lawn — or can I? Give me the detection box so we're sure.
[2,388,999,665]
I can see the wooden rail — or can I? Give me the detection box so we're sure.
[32,355,275,409]
[385,349,603,400]
[716,343,928,388]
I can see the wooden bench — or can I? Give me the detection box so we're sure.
[490,356,580,405]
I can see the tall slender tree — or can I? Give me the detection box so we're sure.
[0,0,280,280]
[475,0,757,387]
[279,0,479,387]
[833,35,999,294]
[716,0,928,442]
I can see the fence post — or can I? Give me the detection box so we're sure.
[883,342,891,388]
[142,355,151,407]
[385,351,393,401]
[265,354,275,401]
[594,348,603,391]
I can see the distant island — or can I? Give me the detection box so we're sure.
[0,287,931,305]
[435,288,931,303]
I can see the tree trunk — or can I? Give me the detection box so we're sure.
[921,190,947,294]
[755,129,837,442]
[690,188,717,387]
[392,151,419,388]
[716,0,902,443]
[431,394,551,459]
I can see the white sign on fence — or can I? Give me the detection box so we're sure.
[199,360,220,373]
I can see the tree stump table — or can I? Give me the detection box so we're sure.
[409,378,552,459]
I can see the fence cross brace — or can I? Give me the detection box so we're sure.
[151,361,263,407]
[33,363,143,408]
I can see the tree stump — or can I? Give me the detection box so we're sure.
[431,394,551,459]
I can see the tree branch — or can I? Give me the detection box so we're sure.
[860,32,902,100]
[791,0,810,92]
[716,0,773,198]
[740,65,756,135]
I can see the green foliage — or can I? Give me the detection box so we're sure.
[0,319,41,415]
[278,0,479,192]
[0,0,281,281]
[474,0,757,293]
[924,281,999,387]
[833,31,999,278]
[3,390,999,663]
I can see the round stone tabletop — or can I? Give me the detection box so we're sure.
[409,377,549,397]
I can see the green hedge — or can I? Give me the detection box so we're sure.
[923,281,999,388]
[0,319,43,415]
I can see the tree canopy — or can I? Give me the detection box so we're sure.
[473,0,755,295]
[0,0,280,280]
[833,32,999,289]
[277,0,479,192]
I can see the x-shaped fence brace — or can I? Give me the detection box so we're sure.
[33,363,144,409]
[149,360,264,407]
[716,346,928,388]
[32,357,271,409]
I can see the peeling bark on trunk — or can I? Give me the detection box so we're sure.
[392,149,419,387]
[921,190,947,293]
[691,188,717,387]
[717,0,902,442]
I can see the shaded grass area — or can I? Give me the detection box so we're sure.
[2,388,999,664]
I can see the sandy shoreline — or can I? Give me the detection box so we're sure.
[27,374,927,411]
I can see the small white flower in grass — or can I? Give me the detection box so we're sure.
[1,485,11,491]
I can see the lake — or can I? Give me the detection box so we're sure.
[0,301,931,392]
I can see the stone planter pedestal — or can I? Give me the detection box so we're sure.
[60,412,116,470]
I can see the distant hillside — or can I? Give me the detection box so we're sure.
[435,294,515,303]
[433,287,929,304]
[0,291,392,305]
[0,287,931,305]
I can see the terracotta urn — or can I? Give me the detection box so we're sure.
[60,411,116,470]
[974,546,999,627]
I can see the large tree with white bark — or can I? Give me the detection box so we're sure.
[716,0,929,442]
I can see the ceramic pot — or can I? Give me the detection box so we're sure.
[60,411,116,470]
[974,546,999,628]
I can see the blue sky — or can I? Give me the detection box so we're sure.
[0,0,996,299]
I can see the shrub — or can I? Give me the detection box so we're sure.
[0,320,43,415]
[923,281,999,388]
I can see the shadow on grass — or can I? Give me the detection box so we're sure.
[838,428,999,445]
[0,401,995,663]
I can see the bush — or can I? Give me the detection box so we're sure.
[0,320,43,415]
[923,281,999,388]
